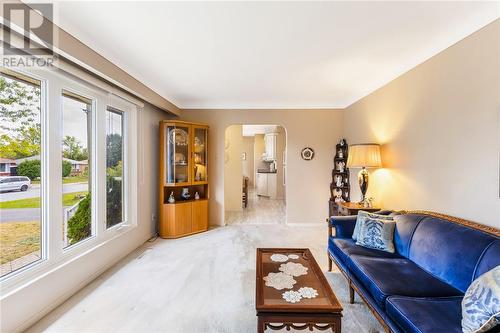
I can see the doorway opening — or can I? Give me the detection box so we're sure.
[224,125,287,225]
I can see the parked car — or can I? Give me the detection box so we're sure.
[0,176,32,192]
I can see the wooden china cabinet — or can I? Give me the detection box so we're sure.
[159,120,209,238]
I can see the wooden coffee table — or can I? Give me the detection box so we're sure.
[256,248,342,332]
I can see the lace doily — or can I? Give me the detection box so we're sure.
[298,287,318,299]
[282,290,302,303]
[270,254,289,263]
[263,272,297,290]
[279,262,308,277]
[288,254,299,260]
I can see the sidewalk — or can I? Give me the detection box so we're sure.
[0,250,41,276]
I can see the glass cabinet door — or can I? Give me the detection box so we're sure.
[165,124,191,185]
[193,126,208,183]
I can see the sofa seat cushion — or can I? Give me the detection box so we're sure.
[386,296,463,333]
[328,237,401,266]
[349,256,463,309]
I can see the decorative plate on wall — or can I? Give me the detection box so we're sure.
[301,147,314,161]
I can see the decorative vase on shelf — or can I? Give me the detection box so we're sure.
[194,192,200,200]
[181,187,190,200]
[168,191,175,203]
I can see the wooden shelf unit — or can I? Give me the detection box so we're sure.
[159,120,209,238]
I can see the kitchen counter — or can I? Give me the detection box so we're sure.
[257,169,277,173]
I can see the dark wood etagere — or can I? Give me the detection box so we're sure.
[329,139,350,216]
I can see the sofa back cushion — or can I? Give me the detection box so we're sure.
[393,214,424,257]
[407,214,498,293]
[474,239,500,280]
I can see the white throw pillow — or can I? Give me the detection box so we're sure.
[355,217,396,253]
[462,265,500,333]
[352,211,393,241]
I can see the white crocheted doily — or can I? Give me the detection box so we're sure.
[282,290,302,303]
[298,287,318,299]
[288,254,299,260]
[279,262,308,277]
[263,272,297,290]
[270,254,289,263]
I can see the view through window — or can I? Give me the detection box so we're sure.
[0,72,43,277]
[106,109,124,228]
[62,92,92,248]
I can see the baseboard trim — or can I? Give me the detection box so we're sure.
[285,222,324,227]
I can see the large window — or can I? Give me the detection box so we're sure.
[0,71,44,277]
[106,109,124,228]
[0,67,137,283]
[62,92,92,248]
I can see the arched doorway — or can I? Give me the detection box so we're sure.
[224,125,287,225]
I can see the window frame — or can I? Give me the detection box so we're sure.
[105,107,127,230]
[0,67,139,291]
[60,88,97,251]
[0,67,48,281]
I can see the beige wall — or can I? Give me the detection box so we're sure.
[224,125,244,212]
[275,126,287,200]
[182,109,344,225]
[344,20,500,227]
[242,136,255,187]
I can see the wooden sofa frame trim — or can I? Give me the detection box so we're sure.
[326,210,500,333]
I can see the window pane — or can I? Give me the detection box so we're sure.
[0,71,43,277]
[62,93,92,248]
[106,109,124,228]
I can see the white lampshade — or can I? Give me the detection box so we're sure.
[347,144,382,168]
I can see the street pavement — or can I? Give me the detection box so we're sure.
[0,183,88,202]
[0,208,40,223]
[0,183,88,223]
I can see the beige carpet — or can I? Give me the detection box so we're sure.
[27,224,383,333]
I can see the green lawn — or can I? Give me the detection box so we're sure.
[0,221,40,264]
[31,176,88,185]
[0,191,88,209]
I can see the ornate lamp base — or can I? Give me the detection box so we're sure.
[357,167,369,204]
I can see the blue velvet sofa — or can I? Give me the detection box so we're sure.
[327,211,500,333]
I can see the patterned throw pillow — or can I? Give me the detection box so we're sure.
[355,217,396,253]
[352,211,394,241]
[462,266,500,333]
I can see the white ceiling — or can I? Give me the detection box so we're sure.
[50,1,499,109]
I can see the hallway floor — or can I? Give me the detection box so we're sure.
[225,188,286,225]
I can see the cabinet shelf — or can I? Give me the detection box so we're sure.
[164,198,208,205]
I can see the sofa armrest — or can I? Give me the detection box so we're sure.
[328,215,357,239]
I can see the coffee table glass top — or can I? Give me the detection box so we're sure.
[256,248,342,313]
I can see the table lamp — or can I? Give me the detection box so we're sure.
[346,143,382,204]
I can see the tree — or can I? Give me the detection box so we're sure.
[0,75,41,159]
[106,176,122,228]
[17,159,76,179]
[62,160,72,177]
[106,133,122,168]
[62,135,88,161]
[67,193,91,244]
[17,159,41,180]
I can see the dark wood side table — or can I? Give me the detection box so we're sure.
[256,248,342,332]
[337,202,380,216]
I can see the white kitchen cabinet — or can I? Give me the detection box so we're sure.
[256,172,277,198]
[264,133,278,161]
[256,173,268,196]
[267,173,277,198]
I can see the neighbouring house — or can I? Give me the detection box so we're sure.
[0,158,16,176]
[14,155,88,176]
[64,158,88,176]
